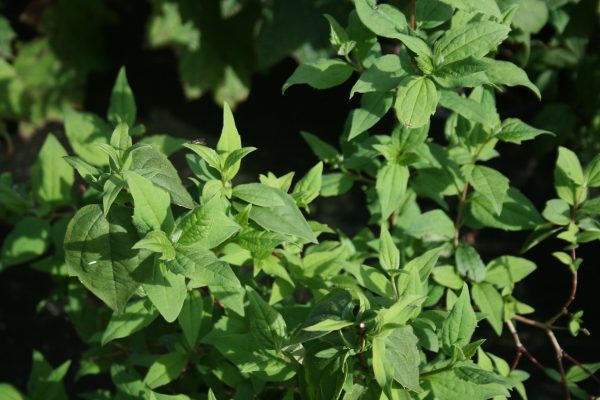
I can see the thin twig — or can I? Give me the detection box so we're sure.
[547,329,571,400]
[547,249,578,326]
[563,351,600,385]
[506,320,545,372]
[453,182,470,247]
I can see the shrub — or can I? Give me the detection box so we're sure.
[0,1,599,399]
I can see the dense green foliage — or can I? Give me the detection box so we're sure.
[1,0,599,399]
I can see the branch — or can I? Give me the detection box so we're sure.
[506,320,545,372]
[547,329,571,400]
[410,0,416,30]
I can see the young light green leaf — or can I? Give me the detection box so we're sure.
[177,198,240,249]
[416,0,453,29]
[143,262,186,322]
[428,370,509,399]
[217,102,242,153]
[303,319,354,332]
[350,53,410,97]
[183,143,221,171]
[31,133,74,207]
[394,75,438,128]
[354,0,408,39]
[63,109,111,165]
[433,57,490,88]
[434,21,510,65]
[441,284,477,353]
[467,165,510,215]
[222,147,257,180]
[293,161,323,206]
[144,352,188,389]
[347,91,394,140]
[65,205,154,312]
[472,282,504,335]
[554,146,586,206]
[379,225,399,272]
[102,175,125,215]
[126,170,174,234]
[233,183,286,207]
[376,162,409,220]
[282,59,354,93]
[133,231,176,261]
[485,256,537,288]
[108,67,137,127]
[320,173,354,197]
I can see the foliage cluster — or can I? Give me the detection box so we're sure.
[0,1,599,400]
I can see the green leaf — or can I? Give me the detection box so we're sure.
[177,198,240,249]
[0,217,50,271]
[222,147,256,180]
[63,109,111,165]
[130,145,195,209]
[183,143,221,171]
[485,256,536,288]
[554,146,586,206]
[293,162,323,206]
[379,225,399,272]
[293,289,353,344]
[65,205,153,312]
[102,175,125,215]
[233,183,286,207]
[350,53,410,98]
[373,327,421,393]
[31,133,74,207]
[139,134,188,156]
[304,345,348,400]
[416,0,453,29]
[144,352,188,389]
[133,231,176,261]
[143,262,186,322]
[428,370,510,399]
[472,282,504,335]
[27,350,71,400]
[300,131,338,162]
[497,118,551,144]
[247,286,287,350]
[380,295,427,327]
[405,210,455,241]
[348,91,394,140]
[283,59,354,93]
[467,165,509,215]
[126,171,175,235]
[320,173,354,197]
[433,57,490,88]
[542,199,571,225]
[394,75,438,128]
[480,59,541,99]
[0,384,25,400]
[468,188,543,231]
[217,102,242,153]
[102,298,158,345]
[455,244,486,282]
[178,290,211,347]
[246,187,317,243]
[584,154,600,187]
[303,319,354,332]
[439,0,502,18]
[566,362,600,383]
[434,21,510,65]
[376,162,409,220]
[354,0,408,39]
[108,67,136,126]
[438,90,491,127]
[512,0,548,34]
[442,284,477,353]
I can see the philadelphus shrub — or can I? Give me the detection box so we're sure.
[1,1,599,399]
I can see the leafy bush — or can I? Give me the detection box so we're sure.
[1,1,599,399]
